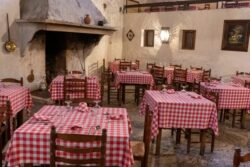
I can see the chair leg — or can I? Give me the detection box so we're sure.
[219,109,223,122]
[186,129,191,154]
[232,110,236,128]
[156,128,162,156]
[240,109,246,129]
[176,128,181,144]
[200,129,206,156]
[211,130,215,153]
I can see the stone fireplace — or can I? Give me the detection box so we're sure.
[17,0,115,87]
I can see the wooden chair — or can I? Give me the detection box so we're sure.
[191,79,201,94]
[190,66,203,70]
[169,63,182,69]
[68,70,83,74]
[210,76,222,81]
[152,65,165,86]
[185,91,219,155]
[236,71,250,76]
[63,76,94,106]
[244,81,250,88]
[131,105,152,167]
[107,71,120,105]
[202,69,211,82]
[50,126,107,167]
[0,101,11,167]
[114,58,125,61]
[146,62,155,73]
[119,61,132,71]
[173,68,187,90]
[233,148,250,167]
[1,77,23,86]
[135,60,140,69]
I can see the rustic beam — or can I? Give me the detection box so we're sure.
[124,0,249,9]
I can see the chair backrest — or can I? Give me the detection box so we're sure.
[119,61,132,71]
[143,105,153,160]
[202,69,211,82]
[233,148,250,167]
[210,76,222,81]
[1,77,23,86]
[245,81,250,89]
[63,76,87,102]
[0,101,10,133]
[202,90,219,109]
[236,71,250,76]
[69,71,83,74]
[50,126,107,167]
[192,79,200,94]
[152,65,164,78]
[135,60,140,69]
[146,62,155,73]
[169,63,182,69]
[173,68,187,83]
[114,58,125,61]
[190,66,203,70]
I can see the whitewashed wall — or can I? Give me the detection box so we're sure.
[123,8,250,77]
[0,0,124,90]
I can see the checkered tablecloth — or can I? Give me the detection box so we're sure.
[232,75,250,86]
[0,85,32,117]
[164,67,203,84]
[108,61,138,73]
[49,75,101,101]
[140,90,218,139]
[200,82,250,110]
[6,105,134,167]
[114,71,154,88]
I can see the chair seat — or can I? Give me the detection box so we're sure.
[130,141,145,158]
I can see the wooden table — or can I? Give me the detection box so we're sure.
[140,90,218,155]
[200,82,250,128]
[114,70,154,104]
[6,105,134,167]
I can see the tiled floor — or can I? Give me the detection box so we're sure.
[31,91,250,167]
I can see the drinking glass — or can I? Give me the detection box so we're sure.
[181,84,188,92]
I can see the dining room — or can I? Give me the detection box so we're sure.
[1,0,250,167]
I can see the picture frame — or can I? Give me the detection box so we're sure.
[221,20,249,52]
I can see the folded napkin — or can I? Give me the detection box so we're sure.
[166,89,175,94]
[33,114,50,121]
[231,83,242,87]
[107,114,124,120]
[188,93,202,99]
[70,124,83,130]
[75,102,89,112]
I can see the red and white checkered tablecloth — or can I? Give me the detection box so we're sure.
[0,85,32,117]
[200,82,250,110]
[6,105,134,167]
[114,71,154,88]
[108,61,138,73]
[164,67,203,84]
[140,90,218,139]
[232,75,250,86]
[49,75,101,101]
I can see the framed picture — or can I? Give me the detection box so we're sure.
[221,20,249,52]
[182,30,196,50]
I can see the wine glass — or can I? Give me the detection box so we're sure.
[65,99,72,111]
[181,84,188,92]
[161,84,167,93]
[92,100,101,117]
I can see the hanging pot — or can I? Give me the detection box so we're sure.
[4,14,16,52]
[84,14,91,24]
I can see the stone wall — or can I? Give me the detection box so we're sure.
[0,0,124,90]
[123,8,250,77]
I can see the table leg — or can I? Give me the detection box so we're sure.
[156,128,162,156]
[200,129,206,156]
[176,128,181,144]
[240,109,246,129]
[186,129,191,153]
[122,84,125,104]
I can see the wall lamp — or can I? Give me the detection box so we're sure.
[160,27,170,44]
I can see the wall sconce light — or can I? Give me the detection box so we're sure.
[160,27,170,44]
